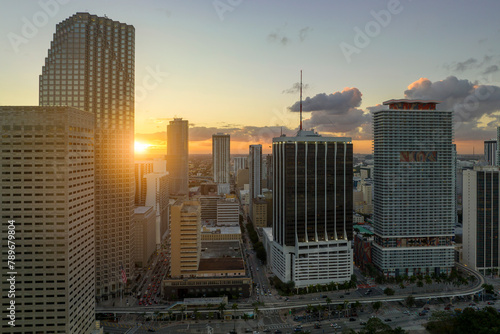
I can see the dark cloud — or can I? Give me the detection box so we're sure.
[267,32,289,45]
[299,27,312,42]
[454,58,478,72]
[289,87,362,113]
[282,82,310,94]
[444,55,494,72]
[483,65,499,75]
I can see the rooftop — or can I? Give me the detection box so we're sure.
[198,257,244,271]
[200,240,241,259]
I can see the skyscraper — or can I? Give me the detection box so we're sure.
[212,133,230,184]
[463,167,500,274]
[484,139,497,166]
[372,99,455,277]
[271,130,353,287]
[39,12,135,299]
[167,118,189,195]
[233,156,248,176]
[0,106,95,333]
[249,144,262,222]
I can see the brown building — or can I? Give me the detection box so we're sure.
[252,197,268,228]
[236,168,249,189]
[133,206,157,268]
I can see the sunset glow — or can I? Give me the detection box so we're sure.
[134,141,151,153]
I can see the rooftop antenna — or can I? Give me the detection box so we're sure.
[300,70,303,131]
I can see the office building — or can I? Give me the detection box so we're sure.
[252,197,268,228]
[271,130,354,287]
[212,133,230,184]
[0,106,95,333]
[167,118,189,195]
[248,145,262,222]
[133,206,157,267]
[144,160,169,245]
[169,199,201,278]
[372,99,455,277]
[463,167,500,274]
[233,156,247,175]
[236,168,249,189]
[484,140,497,166]
[216,198,239,226]
[39,12,135,298]
[135,161,154,205]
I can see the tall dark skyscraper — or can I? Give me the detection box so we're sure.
[212,133,230,184]
[39,12,135,298]
[271,130,353,287]
[167,118,189,195]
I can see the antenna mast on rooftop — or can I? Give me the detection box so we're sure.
[300,70,303,131]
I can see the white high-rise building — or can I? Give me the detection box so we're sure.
[463,167,500,274]
[0,106,95,333]
[372,99,455,277]
[271,130,353,287]
[212,133,230,184]
[233,156,248,175]
[249,145,262,222]
[40,12,135,298]
[167,118,189,195]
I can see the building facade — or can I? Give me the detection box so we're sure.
[135,161,154,205]
[463,167,500,274]
[144,159,169,246]
[484,140,497,166]
[372,99,455,277]
[216,198,239,226]
[0,106,95,333]
[133,206,157,268]
[39,12,135,298]
[248,145,262,222]
[271,130,354,287]
[167,118,189,195]
[233,156,248,176]
[212,133,230,184]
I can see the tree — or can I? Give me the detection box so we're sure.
[372,301,382,314]
[399,282,405,289]
[404,295,415,309]
[325,297,332,320]
[417,280,424,288]
[231,303,238,332]
[218,302,226,319]
[482,283,495,294]
[384,287,395,296]
[425,275,433,285]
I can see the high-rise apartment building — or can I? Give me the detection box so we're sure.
[169,199,201,278]
[372,99,455,277]
[212,133,230,184]
[167,118,189,195]
[484,140,497,166]
[0,106,95,333]
[39,12,135,298]
[463,167,500,274]
[233,156,247,176]
[271,130,353,287]
[249,144,262,222]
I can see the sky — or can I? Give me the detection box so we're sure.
[1,0,500,155]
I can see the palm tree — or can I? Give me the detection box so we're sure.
[218,302,226,320]
[326,297,332,320]
[180,305,186,321]
[405,295,415,309]
[343,300,350,317]
[231,303,239,332]
[372,301,382,314]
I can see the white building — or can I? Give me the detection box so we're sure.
[217,198,239,226]
[372,99,455,277]
[213,133,230,184]
[144,159,169,246]
[233,156,248,175]
[271,130,353,287]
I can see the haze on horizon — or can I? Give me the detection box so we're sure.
[2,0,500,154]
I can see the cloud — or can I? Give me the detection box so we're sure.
[483,65,499,75]
[299,27,312,42]
[444,55,494,72]
[289,87,362,113]
[282,82,310,94]
[267,32,289,45]
[454,58,478,72]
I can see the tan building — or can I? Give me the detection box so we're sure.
[236,168,249,188]
[252,197,268,227]
[217,198,239,226]
[0,106,95,333]
[201,225,241,241]
[170,199,201,278]
[133,206,157,268]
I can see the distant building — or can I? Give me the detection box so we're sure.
[199,195,220,222]
[212,133,230,184]
[217,198,239,226]
[233,156,248,176]
[170,199,201,278]
[144,160,169,245]
[249,145,262,222]
[372,99,455,277]
[236,168,249,189]
[265,154,273,190]
[133,206,157,267]
[201,183,218,195]
[135,161,154,205]
[167,118,189,195]
[201,225,241,241]
[263,189,273,226]
[484,140,497,166]
[271,130,353,287]
[354,233,373,272]
[252,197,268,228]
[0,106,95,333]
[463,167,500,274]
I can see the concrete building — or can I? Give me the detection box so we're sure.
[0,106,95,333]
[263,189,273,227]
[233,156,248,176]
[201,225,242,241]
[484,140,497,166]
[236,168,249,189]
[249,145,262,222]
[372,99,455,277]
[144,160,169,246]
[217,198,239,226]
[169,199,201,278]
[199,195,220,223]
[271,130,353,287]
[265,154,273,190]
[135,161,154,206]
[39,12,135,298]
[212,133,230,184]
[133,206,157,267]
[463,167,500,274]
[252,197,268,228]
[167,118,189,195]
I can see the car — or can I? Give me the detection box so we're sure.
[330,323,338,327]
[346,292,350,295]
[340,295,344,298]
[314,323,321,329]
[424,307,430,311]
[349,317,356,321]
[274,331,282,334]
[293,327,303,332]
[360,321,367,325]
[384,318,392,322]
[488,301,495,305]
[444,306,451,310]
[263,329,270,333]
